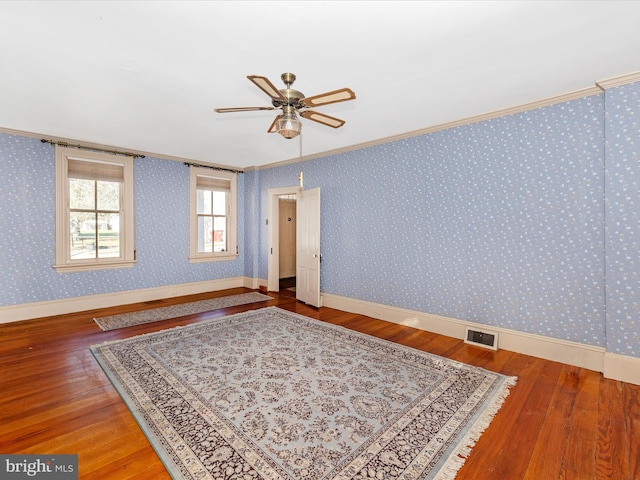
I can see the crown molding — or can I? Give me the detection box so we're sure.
[255,85,603,171]
[3,72,639,173]
[256,70,640,171]
[0,126,244,173]
[596,71,640,90]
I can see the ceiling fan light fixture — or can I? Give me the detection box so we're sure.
[276,111,301,139]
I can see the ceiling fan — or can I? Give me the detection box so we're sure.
[214,72,356,139]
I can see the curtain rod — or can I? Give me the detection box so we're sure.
[183,162,243,174]
[41,139,145,158]
[42,139,242,172]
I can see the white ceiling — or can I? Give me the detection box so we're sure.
[1,1,639,169]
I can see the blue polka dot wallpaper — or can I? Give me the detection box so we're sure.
[250,86,637,360]
[0,137,57,304]
[0,136,245,305]
[1,80,639,360]
[605,83,640,357]
[254,95,608,350]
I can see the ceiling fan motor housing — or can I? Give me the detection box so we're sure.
[273,73,305,107]
[273,89,304,108]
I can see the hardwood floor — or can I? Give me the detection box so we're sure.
[1,287,638,479]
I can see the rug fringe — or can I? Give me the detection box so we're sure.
[433,375,518,480]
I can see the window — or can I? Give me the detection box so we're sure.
[189,166,237,262]
[54,146,135,272]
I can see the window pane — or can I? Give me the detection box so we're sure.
[213,216,227,252]
[189,167,236,261]
[212,191,226,215]
[56,146,135,271]
[197,215,213,253]
[70,212,97,259]
[69,178,95,210]
[97,181,120,211]
[97,213,120,258]
[197,190,212,215]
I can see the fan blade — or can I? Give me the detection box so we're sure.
[300,110,346,129]
[214,106,276,113]
[300,87,356,108]
[268,115,283,133]
[247,75,288,103]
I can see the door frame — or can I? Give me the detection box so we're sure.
[267,186,299,292]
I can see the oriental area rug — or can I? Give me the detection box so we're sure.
[90,307,517,480]
[93,292,272,331]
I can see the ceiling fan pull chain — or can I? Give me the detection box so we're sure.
[298,131,304,190]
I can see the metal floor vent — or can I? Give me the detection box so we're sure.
[464,327,499,350]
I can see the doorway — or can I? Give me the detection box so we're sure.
[278,194,297,293]
[267,186,299,292]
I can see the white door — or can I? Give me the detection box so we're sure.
[296,187,321,307]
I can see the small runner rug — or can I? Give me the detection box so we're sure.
[93,292,272,331]
[91,307,516,479]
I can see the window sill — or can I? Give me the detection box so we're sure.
[189,254,239,263]
[53,260,136,273]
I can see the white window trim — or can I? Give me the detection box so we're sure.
[189,166,238,263]
[54,146,135,272]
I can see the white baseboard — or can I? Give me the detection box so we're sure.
[0,277,253,324]
[323,293,611,377]
[603,352,640,385]
[245,277,268,290]
[4,282,638,386]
